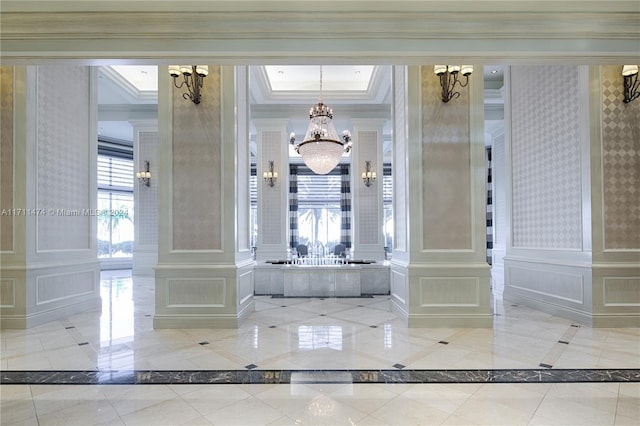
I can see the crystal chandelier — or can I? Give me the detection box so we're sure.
[291,66,352,175]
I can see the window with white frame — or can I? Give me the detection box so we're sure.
[97,139,134,259]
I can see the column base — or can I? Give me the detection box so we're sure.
[0,261,101,329]
[153,262,255,329]
[390,261,493,328]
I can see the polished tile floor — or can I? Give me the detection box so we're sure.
[1,270,638,425]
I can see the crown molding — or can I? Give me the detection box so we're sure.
[98,66,158,103]
[2,8,638,63]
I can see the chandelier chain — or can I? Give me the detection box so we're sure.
[319,65,323,102]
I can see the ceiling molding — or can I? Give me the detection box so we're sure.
[3,1,639,14]
[98,67,158,103]
[250,66,390,104]
[2,8,638,63]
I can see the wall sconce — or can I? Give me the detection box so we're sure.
[136,160,151,187]
[263,161,278,187]
[168,65,209,104]
[434,65,473,103]
[361,161,376,187]
[622,65,639,103]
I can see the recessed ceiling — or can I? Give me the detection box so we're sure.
[265,66,375,92]
[110,65,158,92]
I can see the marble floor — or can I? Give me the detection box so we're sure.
[1,270,638,425]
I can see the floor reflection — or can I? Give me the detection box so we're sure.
[98,270,135,369]
[298,326,343,350]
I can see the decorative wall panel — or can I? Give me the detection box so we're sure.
[393,66,407,252]
[357,130,379,245]
[0,67,14,252]
[510,65,582,249]
[0,279,16,308]
[601,66,640,250]
[172,66,222,251]
[260,130,283,245]
[36,270,95,305]
[419,277,480,307]
[167,278,225,307]
[390,269,407,305]
[421,66,472,250]
[137,131,158,246]
[603,277,640,306]
[508,265,584,304]
[36,66,92,251]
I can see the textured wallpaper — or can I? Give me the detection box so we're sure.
[1,67,14,251]
[172,66,222,251]
[356,130,380,245]
[138,130,158,246]
[36,66,92,251]
[510,65,583,249]
[601,66,640,250]
[421,66,472,250]
[259,130,283,245]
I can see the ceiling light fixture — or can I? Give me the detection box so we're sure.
[622,65,639,103]
[434,65,473,103]
[168,65,209,104]
[290,66,352,174]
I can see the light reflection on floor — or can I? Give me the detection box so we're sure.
[98,270,135,369]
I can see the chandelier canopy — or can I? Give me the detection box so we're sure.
[291,67,351,174]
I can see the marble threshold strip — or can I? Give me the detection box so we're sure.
[2,369,639,385]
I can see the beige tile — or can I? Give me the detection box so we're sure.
[533,394,616,425]
[615,395,640,420]
[449,394,535,425]
[615,413,640,425]
[369,396,451,425]
[619,382,640,398]
[287,394,370,425]
[0,399,38,426]
[202,397,286,425]
[101,385,181,417]
[119,397,206,425]
[35,399,123,426]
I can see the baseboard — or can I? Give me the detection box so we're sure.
[504,292,594,326]
[0,296,102,329]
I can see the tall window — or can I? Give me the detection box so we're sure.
[296,166,342,251]
[97,139,134,259]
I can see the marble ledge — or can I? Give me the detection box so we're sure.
[2,369,639,385]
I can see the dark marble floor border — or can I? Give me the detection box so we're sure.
[2,369,639,385]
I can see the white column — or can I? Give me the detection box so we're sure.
[351,119,385,261]
[1,65,101,328]
[390,65,492,327]
[253,119,290,262]
[154,65,254,329]
[131,120,158,276]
